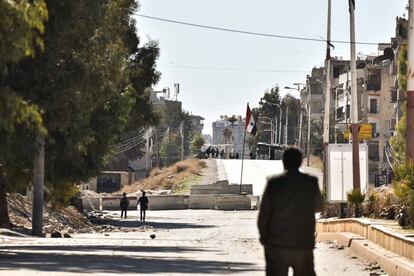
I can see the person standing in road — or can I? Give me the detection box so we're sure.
[258,147,323,276]
[137,190,149,222]
[120,193,129,219]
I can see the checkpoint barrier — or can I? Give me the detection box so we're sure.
[88,194,256,211]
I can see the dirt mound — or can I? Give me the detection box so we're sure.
[119,159,206,195]
[7,193,92,234]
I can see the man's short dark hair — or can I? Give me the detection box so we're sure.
[282,147,303,169]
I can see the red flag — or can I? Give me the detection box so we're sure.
[245,104,257,136]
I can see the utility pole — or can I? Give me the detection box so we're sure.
[180,121,184,160]
[278,106,282,144]
[298,106,303,150]
[145,128,151,176]
[407,0,414,163]
[307,102,311,166]
[322,0,332,192]
[32,134,45,237]
[284,104,289,145]
[349,0,361,190]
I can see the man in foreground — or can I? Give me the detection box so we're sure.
[258,147,323,276]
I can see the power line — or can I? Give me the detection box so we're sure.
[137,14,378,46]
[165,64,308,73]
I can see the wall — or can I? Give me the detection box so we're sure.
[93,194,254,211]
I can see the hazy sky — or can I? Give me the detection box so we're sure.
[136,0,407,134]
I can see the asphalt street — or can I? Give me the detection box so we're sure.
[0,210,381,275]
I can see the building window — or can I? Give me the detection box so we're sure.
[369,99,378,114]
[336,108,344,121]
[366,71,381,91]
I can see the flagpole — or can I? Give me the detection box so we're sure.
[240,128,247,194]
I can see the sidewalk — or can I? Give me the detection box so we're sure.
[317,217,414,275]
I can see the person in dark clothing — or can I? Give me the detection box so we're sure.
[258,147,323,276]
[137,191,149,222]
[235,152,240,159]
[215,148,219,158]
[211,148,216,159]
[206,146,211,158]
[220,149,225,159]
[120,193,129,219]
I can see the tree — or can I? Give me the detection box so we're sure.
[282,94,302,145]
[0,0,48,225]
[160,133,182,166]
[390,43,408,160]
[1,0,160,223]
[256,85,282,144]
[191,134,205,155]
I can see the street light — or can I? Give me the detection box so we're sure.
[259,116,274,144]
[284,84,306,149]
[261,101,281,144]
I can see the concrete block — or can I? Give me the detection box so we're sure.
[147,195,189,210]
[212,195,251,210]
[248,195,260,210]
[189,195,214,209]
[81,197,102,211]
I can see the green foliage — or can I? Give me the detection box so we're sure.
[256,85,281,144]
[347,188,366,217]
[0,0,48,67]
[191,134,205,154]
[0,0,160,210]
[46,182,80,208]
[393,162,414,222]
[160,133,182,166]
[389,43,408,161]
[347,189,366,204]
[398,43,408,92]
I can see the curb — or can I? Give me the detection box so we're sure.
[317,232,414,276]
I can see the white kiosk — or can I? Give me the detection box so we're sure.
[326,144,369,203]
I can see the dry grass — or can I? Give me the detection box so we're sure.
[119,159,206,195]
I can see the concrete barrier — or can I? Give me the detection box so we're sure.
[190,183,253,195]
[96,194,255,211]
[212,195,251,210]
[189,195,214,209]
[81,197,102,211]
[147,195,189,210]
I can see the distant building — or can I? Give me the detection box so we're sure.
[212,115,249,157]
[190,115,205,136]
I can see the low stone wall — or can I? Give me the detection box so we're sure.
[317,218,414,263]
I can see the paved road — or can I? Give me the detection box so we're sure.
[0,210,380,275]
[219,159,323,196]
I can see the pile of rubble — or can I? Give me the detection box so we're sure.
[7,193,93,235]
[6,193,155,236]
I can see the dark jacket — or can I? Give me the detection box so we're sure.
[120,196,129,209]
[258,169,323,249]
[137,196,149,210]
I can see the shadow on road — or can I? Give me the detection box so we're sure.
[0,245,215,253]
[0,247,260,274]
[93,219,216,229]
